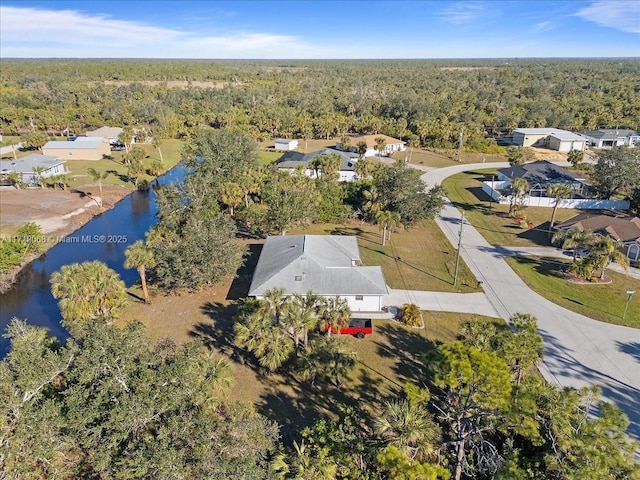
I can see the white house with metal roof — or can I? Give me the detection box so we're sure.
[248,235,388,312]
[512,128,586,152]
[0,154,66,186]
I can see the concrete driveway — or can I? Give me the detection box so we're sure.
[421,163,640,439]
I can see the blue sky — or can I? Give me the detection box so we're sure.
[1,1,639,58]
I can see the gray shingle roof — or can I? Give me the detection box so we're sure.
[578,129,638,140]
[498,160,583,184]
[276,148,359,171]
[248,235,388,297]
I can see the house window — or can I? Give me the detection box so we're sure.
[295,275,302,281]
[355,295,363,301]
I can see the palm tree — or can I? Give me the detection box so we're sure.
[31,166,47,189]
[374,399,440,461]
[552,227,596,261]
[151,135,164,163]
[6,171,22,189]
[221,182,243,216]
[234,309,294,372]
[339,135,351,152]
[124,240,156,303]
[354,157,372,180]
[376,210,401,246]
[50,261,127,336]
[87,167,110,198]
[118,126,134,153]
[280,293,319,352]
[374,136,387,161]
[362,185,382,220]
[263,287,287,322]
[509,177,530,217]
[546,183,574,238]
[318,296,350,336]
[591,236,629,280]
[356,140,368,160]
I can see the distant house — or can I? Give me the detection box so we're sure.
[42,137,111,160]
[554,213,640,262]
[276,148,360,182]
[0,154,65,186]
[86,126,124,146]
[274,138,299,151]
[578,129,640,149]
[498,160,589,196]
[248,235,389,312]
[337,134,406,157]
[512,128,586,152]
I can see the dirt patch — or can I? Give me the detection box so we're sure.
[1,186,130,235]
[0,186,132,292]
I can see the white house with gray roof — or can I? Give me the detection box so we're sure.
[578,129,639,149]
[248,235,388,312]
[276,148,360,182]
[0,154,66,186]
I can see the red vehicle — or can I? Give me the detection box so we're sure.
[324,318,373,338]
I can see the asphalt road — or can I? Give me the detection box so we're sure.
[422,162,640,440]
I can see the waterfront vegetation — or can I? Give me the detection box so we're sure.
[2,59,640,479]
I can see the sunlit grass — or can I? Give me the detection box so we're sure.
[506,256,640,328]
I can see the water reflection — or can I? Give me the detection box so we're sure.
[0,167,183,355]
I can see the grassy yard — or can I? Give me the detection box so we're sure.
[442,169,580,247]
[120,274,501,431]
[289,221,480,293]
[65,139,184,190]
[257,150,282,165]
[505,256,640,328]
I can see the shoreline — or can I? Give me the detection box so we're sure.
[0,186,133,293]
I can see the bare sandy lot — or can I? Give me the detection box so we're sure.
[0,186,130,236]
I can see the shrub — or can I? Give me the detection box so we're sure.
[399,303,422,327]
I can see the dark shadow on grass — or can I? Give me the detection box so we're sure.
[226,243,262,301]
[359,243,450,285]
[374,322,439,390]
[191,301,260,369]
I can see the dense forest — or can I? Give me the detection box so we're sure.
[2,59,639,150]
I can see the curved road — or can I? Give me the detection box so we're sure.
[422,162,640,439]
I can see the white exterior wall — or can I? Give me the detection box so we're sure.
[255,294,382,312]
[281,167,357,182]
[342,295,382,312]
[482,182,630,210]
[548,136,585,152]
[275,140,298,151]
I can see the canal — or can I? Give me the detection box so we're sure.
[0,167,184,355]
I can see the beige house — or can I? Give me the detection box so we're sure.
[42,137,111,160]
[513,128,586,152]
[86,126,124,145]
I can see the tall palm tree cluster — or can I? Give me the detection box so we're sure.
[552,227,629,281]
[234,289,356,386]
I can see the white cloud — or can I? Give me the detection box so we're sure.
[435,1,486,25]
[0,6,331,58]
[575,1,640,34]
[533,21,553,32]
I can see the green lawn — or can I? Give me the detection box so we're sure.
[392,149,508,168]
[258,150,282,165]
[442,169,580,247]
[505,256,640,328]
[66,139,184,190]
[289,221,480,293]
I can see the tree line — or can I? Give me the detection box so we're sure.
[2,59,639,152]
